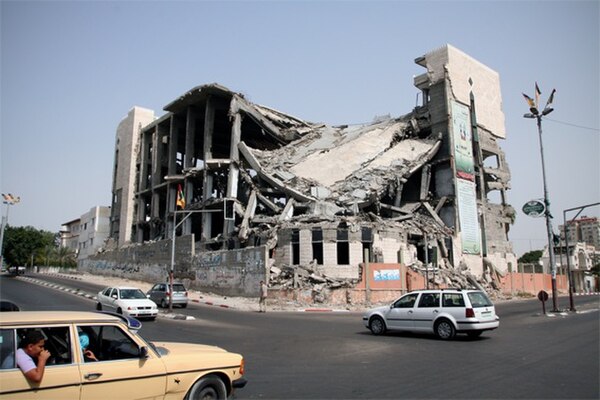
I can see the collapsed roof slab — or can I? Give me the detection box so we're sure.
[247,117,442,207]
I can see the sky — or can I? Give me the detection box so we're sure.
[1,0,598,257]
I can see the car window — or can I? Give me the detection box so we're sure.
[393,293,418,308]
[467,292,493,307]
[109,288,117,297]
[418,293,440,308]
[120,289,147,300]
[173,284,186,292]
[78,325,141,361]
[17,327,72,366]
[442,293,465,307]
[0,329,16,369]
[103,288,112,296]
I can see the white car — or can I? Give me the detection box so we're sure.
[363,289,499,340]
[96,286,158,320]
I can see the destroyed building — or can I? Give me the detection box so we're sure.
[104,45,517,296]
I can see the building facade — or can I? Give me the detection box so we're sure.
[110,107,156,246]
[61,206,111,262]
[105,45,517,294]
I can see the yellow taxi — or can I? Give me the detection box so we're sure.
[0,311,246,399]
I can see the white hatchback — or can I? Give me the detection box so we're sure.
[363,289,499,339]
[96,286,158,320]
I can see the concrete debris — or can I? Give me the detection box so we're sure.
[269,264,358,290]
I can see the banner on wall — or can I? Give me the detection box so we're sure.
[456,179,481,254]
[373,269,400,281]
[451,100,481,255]
[451,101,475,182]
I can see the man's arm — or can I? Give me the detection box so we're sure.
[23,350,50,383]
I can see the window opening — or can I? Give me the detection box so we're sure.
[291,229,300,265]
[312,228,324,265]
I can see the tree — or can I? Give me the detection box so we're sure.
[518,250,543,264]
[54,246,77,268]
[3,225,56,267]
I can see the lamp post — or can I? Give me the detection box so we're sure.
[523,84,559,312]
[0,194,21,271]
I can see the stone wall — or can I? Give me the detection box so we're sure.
[81,235,268,297]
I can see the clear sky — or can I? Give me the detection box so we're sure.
[1,0,598,257]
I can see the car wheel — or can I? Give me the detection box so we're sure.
[116,308,123,315]
[435,319,456,340]
[161,299,168,308]
[467,331,483,338]
[96,303,102,311]
[181,303,188,308]
[369,316,386,335]
[185,375,227,400]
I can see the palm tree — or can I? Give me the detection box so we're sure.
[54,246,77,268]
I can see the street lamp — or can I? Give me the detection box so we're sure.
[0,194,21,271]
[522,84,559,311]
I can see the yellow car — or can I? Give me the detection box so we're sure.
[0,311,246,399]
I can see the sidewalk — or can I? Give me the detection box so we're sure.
[31,272,359,313]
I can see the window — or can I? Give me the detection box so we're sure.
[291,229,300,265]
[76,325,141,362]
[418,293,440,308]
[442,293,465,307]
[337,224,349,265]
[361,227,373,262]
[16,327,72,366]
[0,329,16,369]
[467,292,493,308]
[393,293,418,308]
[311,228,323,265]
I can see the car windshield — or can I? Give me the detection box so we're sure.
[467,291,493,307]
[120,289,147,300]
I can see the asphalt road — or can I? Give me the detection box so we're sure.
[1,273,598,399]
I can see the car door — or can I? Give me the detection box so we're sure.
[147,284,161,304]
[385,293,419,331]
[77,323,166,400]
[106,288,119,312]
[412,292,441,332]
[0,326,81,400]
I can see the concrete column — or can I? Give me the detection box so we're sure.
[138,131,151,192]
[224,112,242,239]
[202,97,215,241]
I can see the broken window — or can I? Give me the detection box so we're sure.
[337,224,349,265]
[291,229,300,265]
[361,227,373,263]
[312,228,323,265]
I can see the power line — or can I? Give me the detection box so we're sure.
[545,118,600,132]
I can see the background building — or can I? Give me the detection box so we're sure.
[60,206,111,262]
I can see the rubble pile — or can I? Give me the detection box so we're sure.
[269,264,358,291]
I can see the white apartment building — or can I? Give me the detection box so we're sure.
[60,206,111,262]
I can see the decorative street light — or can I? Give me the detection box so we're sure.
[522,84,559,312]
[0,193,21,271]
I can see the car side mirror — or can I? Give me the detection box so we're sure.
[111,294,118,299]
[139,346,149,359]
[146,294,151,298]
